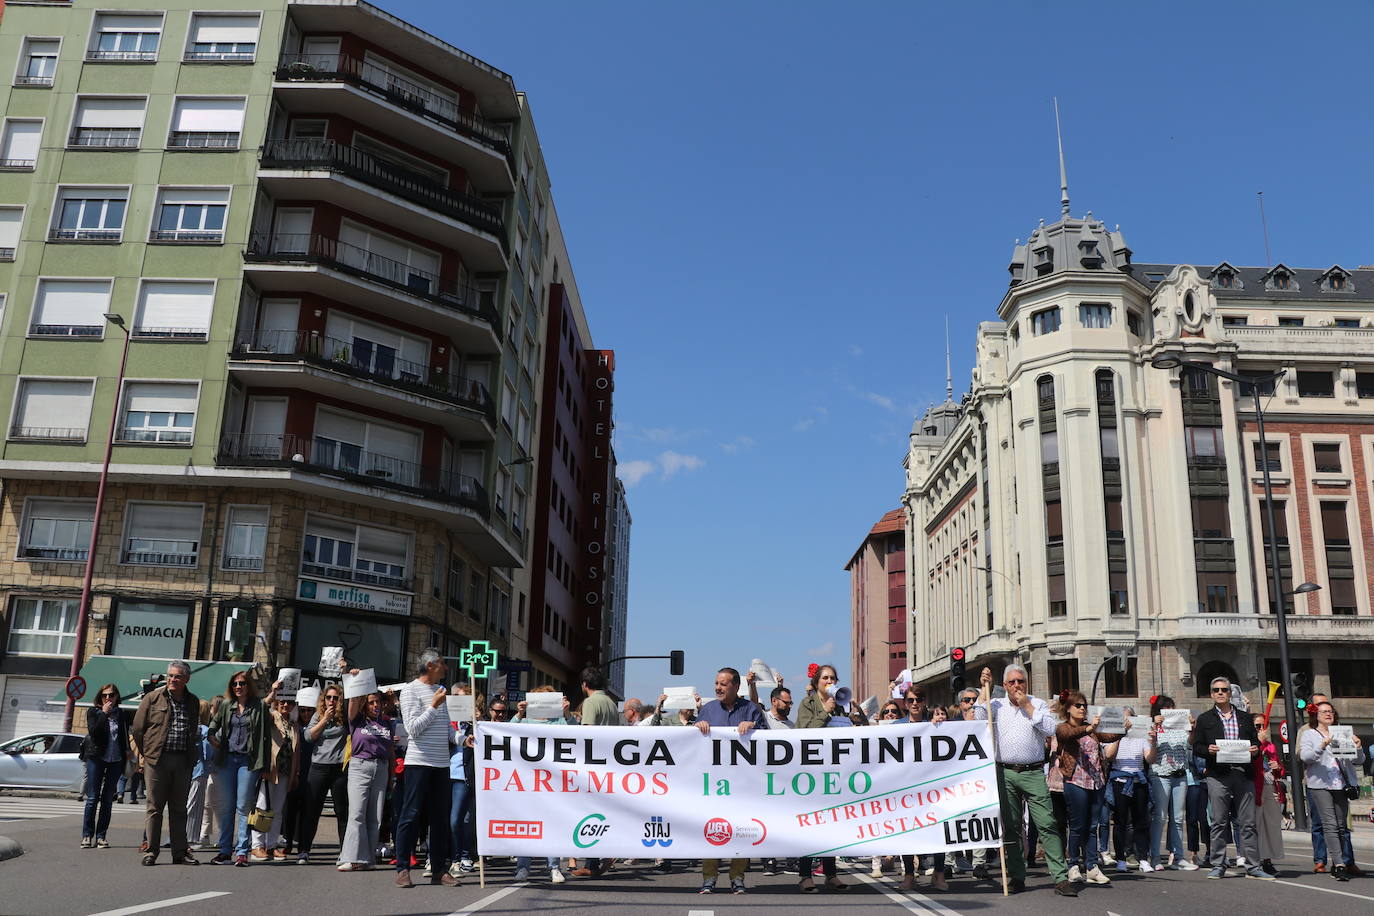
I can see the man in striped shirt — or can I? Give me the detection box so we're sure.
[394,648,459,889]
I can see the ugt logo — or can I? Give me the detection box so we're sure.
[641,815,672,848]
[573,813,610,849]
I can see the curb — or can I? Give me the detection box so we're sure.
[0,835,22,861]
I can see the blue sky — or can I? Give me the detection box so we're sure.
[386,1,1374,702]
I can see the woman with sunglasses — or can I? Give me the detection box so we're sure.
[795,664,848,892]
[80,683,132,848]
[248,697,300,861]
[1301,701,1365,881]
[208,673,280,865]
[297,683,350,864]
[1054,691,1109,885]
[876,701,904,723]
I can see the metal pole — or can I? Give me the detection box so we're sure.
[64,322,131,732]
[1254,383,1306,830]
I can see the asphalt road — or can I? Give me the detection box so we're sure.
[1,794,1372,916]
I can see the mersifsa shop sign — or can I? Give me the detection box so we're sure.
[297,579,412,616]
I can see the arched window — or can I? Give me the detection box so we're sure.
[1194,660,1240,699]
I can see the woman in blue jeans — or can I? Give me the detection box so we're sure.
[1147,696,1196,869]
[80,684,132,848]
[208,673,280,866]
[1055,691,1110,884]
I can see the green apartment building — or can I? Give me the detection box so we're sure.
[0,0,596,736]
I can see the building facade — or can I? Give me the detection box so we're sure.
[903,205,1374,733]
[847,508,906,705]
[0,0,627,737]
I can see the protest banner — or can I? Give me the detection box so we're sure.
[318,646,344,678]
[447,693,475,725]
[1162,709,1191,731]
[276,668,301,700]
[343,668,377,699]
[661,687,696,711]
[296,685,321,708]
[476,721,1000,857]
[524,692,565,721]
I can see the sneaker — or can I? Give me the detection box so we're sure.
[296,853,309,865]
[551,866,566,884]
[870,862,883,878]
[1176,860,1199,871]
[80,837,92,848]
[459,857,476,871]
[653,860,673,874]
[337,863,359,872]
[1139,861,1155,873]
[1261,860,1278,877]
[1126,855,1139,868]
[1101,852,1117,867]
[1246,866,1275,881]
[515,866,529,881]
[95,838,110,849]
[732,877,746,894]
[1208,867,1225,879]
[954,855,972,872]
[250,847,269,860]
[762,862,779,877]
[422,859,433,878]
[1334,865,1349,882]
[210,853,233,865]
[234,855,248,867]
[1067,865,1083,883]
[699,879,715,894]
[1054,881,1078,897]
[1085,866,1111,884]
[973,863,990,881]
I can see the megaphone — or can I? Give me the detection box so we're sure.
[827,684,852,707]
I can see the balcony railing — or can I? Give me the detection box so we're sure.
[14,75,54,87]
[0,158,36,170]
[68,127,140,149]
[150,228,224,244]
[260,138,504,237]
[20,545,88,561]
[9,426,86,441]
[301,561,409,593]
[49,228,121,242]
[131,327,208,340]
[123,547,198,567]
[224,554,264,571]
[29,324,103,338]
[218,432,490,517]
[243,232,499,330]
[231,329,494,420]
[275,52,511,159]
[168,130,240,149]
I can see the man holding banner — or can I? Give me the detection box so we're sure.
[694,667,766,894]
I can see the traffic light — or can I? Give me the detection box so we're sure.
[669,650,685,677]
[949,647,966,692]
[1291,671,1311,713]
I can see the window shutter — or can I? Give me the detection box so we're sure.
[305,515,355,544]
[96,14,162,32]
[16,379,93,430]
[315,410,366,444]
[75,98,145,129]
[32,280,111,326]
[127,503,202,542]
[158,188,229,206]
[125,382,197,413]
[135,280,213,331]
[0,209,20,249]
[171,98,245,133]
[2,121,42,160]
[27,499,95,522]
[357,526,408,568]
[190,14,259,43]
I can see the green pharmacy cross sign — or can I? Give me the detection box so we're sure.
[459,640,499,680]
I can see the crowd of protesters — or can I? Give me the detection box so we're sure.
[75,655,1366,897]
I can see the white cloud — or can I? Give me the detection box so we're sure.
[658,450,704,479]
[619,460,657,487]
[806,640,835,657]
[619,451,705,487]
[720,435,756,454]
[861,391,898,411]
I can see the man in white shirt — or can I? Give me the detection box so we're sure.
[972,665,1074,897]
[764,686,794,729]
[394,648,458,889]
[622,697,653,726]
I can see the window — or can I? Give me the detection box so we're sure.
[152,187,228,242]
[468,572,484,621]
[1297,370,1335,398]
[494,466,510,515]
[89,13,161,61]
[1237,370,1276,397]
[29,279,111,337]
[512,488,526,535]
[1330,659,1374,698]
[1104,657,1138,698]
[19,500,93,560]
[1079,303,1111,328]
[1321,501,1349,545]
[1190,496,1230,539]
[185,13,259,61]
[1038,376,1055,404]
[6,597,78,655]
[1358,373,1374,399]
[516,407,532,453]
[1040,430,1058,464]
[302,517,411,590]
[1048,574,1066,618]
[1258,499,1288,544]
[1328,578,1358,616]
[133,280,213,338]
[168,97,245,149]
[1,119,42,169]
[123,503,203,566]
[500,381,516,429]
[1184,426,1223,461]
[1197,572,1238,613]
[1252,441,1281,471]
[1278,316,1303,327]
[50,187,127,241]
[1334,318,1360,328]
[118,382,197,443]
[1126,311,1141,336]
[1221,315,1248,327]
[1031,307,1061,335]
[0,208,20,260]
[16,38,58,86]
[1270,271,1293,291]
[1044,501,1063,543]
[447,555,465,612]
[10,378,93,441]
[313,410,421,485]
[1099,427,1118,459]
[1104,498,1124,537]
[70,97,145,148]
[1109,571,1129,616]
[1312,443,1343,474]
[1213,268,1235,289]
[1048,659,1078,697]
[222,506,268,570]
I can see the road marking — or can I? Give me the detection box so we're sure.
[445,882,527,916]
[845,869,964,916]
[85,891,231,916]
[1272,879,1374,901]
[688,911,715,916]
[0,798,90,822]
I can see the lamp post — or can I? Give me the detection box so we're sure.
[63,314,131,732]
[1150,354,1307,829]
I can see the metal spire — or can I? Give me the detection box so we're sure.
[1054,97,1070,218]
[944,316,953,400]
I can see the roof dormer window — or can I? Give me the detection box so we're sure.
[1078,237,1103,269]
[1215,269,1234,288]
[1033,244,1054,277]
[1209,262,1242,290]
[1320,266,1353,293]
[1264,265,1296,291]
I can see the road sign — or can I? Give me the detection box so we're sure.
[459,640,499,679]
[65,676,87,701]
[1279,720,1288,743]
[506,671,521,693]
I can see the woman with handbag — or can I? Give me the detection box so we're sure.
[249,697,300,860]
[208,673,280,866]
[80,683,132,848]
[1300,701,1365,881]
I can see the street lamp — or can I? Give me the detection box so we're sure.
[63,313,131,732]
[1150,353,1308,829]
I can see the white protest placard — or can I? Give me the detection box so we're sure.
[1127,715,1152,733]
[749,659,780,691]
[446,693,475,725]
[1329,725,1358,759]
[296,685,321,708]
[1162,709,1191,731]
[892,669,913,699]
[478,722,1000,857]
[380,683,407,694]
[343,668,377,699]
[318,646,344,678]
[860,695,880,718]
[276,668,301,700]
[1216,738,1251,763]
[662,687,697,711]
[524,692,565,721]
[1096,707,1125,734]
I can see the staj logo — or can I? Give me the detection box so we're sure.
[573,813,611,849]
[641,815,672,848]
[703,817,732,846]
[488,820,543,839]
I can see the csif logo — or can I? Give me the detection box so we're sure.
[641,815,672,848]
[573,813,611,849]
[703,817,732,846]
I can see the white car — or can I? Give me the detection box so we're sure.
[0,733,85,792]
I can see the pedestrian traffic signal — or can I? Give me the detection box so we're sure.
[949,647,966,692]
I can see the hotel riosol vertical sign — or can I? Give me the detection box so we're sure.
[582,350,615,661]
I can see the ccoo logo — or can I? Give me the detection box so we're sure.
[703,817,732,846]
[574,813,611,849]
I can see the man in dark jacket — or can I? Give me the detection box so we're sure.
[131,660,201,866]
[1191,675,1271,880]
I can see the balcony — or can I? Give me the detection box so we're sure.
[229,329,495,437]
[168,130,240,150]
[258,139,505,266]
[218,432,490,518]
[300,561,409,593]
[20,545,87,561]
[9,426,86,442]
[272,52,513,190]
[68,128,140,149]
[242,232,500,352]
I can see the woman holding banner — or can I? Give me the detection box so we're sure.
[208,674,280,866]
[796,664,848,892]
[338,673,393,871]
[297,683,350,864]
